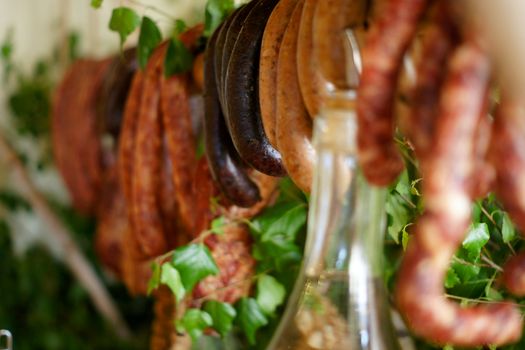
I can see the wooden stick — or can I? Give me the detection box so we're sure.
[0,134,131,340]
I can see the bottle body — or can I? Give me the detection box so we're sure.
[267,106,401,350]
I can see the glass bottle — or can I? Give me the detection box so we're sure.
[266,94,401,350]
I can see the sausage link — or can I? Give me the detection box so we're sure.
[357,0,428,186]
[220,3,257,108]
[192,52,205,92]
[503,253,525,297]
[118,71,144,203]
[404,2,457,158]
[313,0,368,89]
[79,60,112,204]
[97,48,138,139]
[192,224,255,306]
[52,61,92,212]
[225,0,287,177]
[131,46,168,257]
[297,0,326,119]
[395,40,522,347]
[260,0,298,147]
[276,0,315,193]
[490,96,525,232]
[490,96,525,296]
[204,24,261,207]
[160,73,196,234]
[52,59,110,214]
[95,167,127,277]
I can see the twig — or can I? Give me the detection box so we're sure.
[0,134,131,339]
[480,255,504,272]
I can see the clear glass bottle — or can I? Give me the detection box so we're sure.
[267,95,401,350]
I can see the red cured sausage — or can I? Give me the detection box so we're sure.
[357,0,429,186]
[490,96,525,296]
[52,59,111,215]
[160,73,196,234]
[395,40,522,347]
[118,71,144,204]
[131,45,168,257]
[404,2,457,158]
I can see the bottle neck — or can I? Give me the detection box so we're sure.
[303,105,387,279]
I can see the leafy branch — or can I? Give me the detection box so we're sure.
[0,131,131,339]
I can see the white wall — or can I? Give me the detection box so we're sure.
[0,0,207,65]
[0,0,206,254]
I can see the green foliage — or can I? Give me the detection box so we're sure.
[203,301,237,337]
[109,7,141,47]
[210,216,226,235]
[8,76,51,137]
[147,262,161,295]
[176,309,214,342]
[0,219,151,350]
[249,202,307,272]
[0,189,31,211]
[160,263,186,302]
[171,243,219,291]
[68,32,80,61]
[502,213,516,243]
[90,0,103,9]
[256,275,286,316]
[164,37,193,77]
[1,29,13,81]
[137,16,162,69]
[235,298,269,345]
[462,223,490,261]
[204,0,235,37]
[385,170,419,244]
[147,178,306,347]
[173,19,188,36]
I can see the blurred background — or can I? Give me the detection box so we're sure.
[0,1,204,349]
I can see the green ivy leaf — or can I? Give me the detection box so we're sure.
[260,236,302,271]
[451,249,481,283]
[401,224,411,251]
[160,264,185,302]
[410,178,422,197]
[109,7,141,47]
[385,193,410,244]
[235,298,268,345]
[502,213,516,243]
[176,309,213,342]
[394,170,411,198]
[147,262,161,295]
[1,36,12,60]
[249,202,299,236]
[485,285,504,302]
[261,204,307,243]
[204,0,235,37]
[203,300,236,337]
[256,275,286,316]
[462,223,490,261]
[210,216,226,235]
[445,268,460,289]
[172,244,219,292]
[164,38,193,77]
[137,16,162,69]
[90,0,103,9]
[173,19,188,36]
